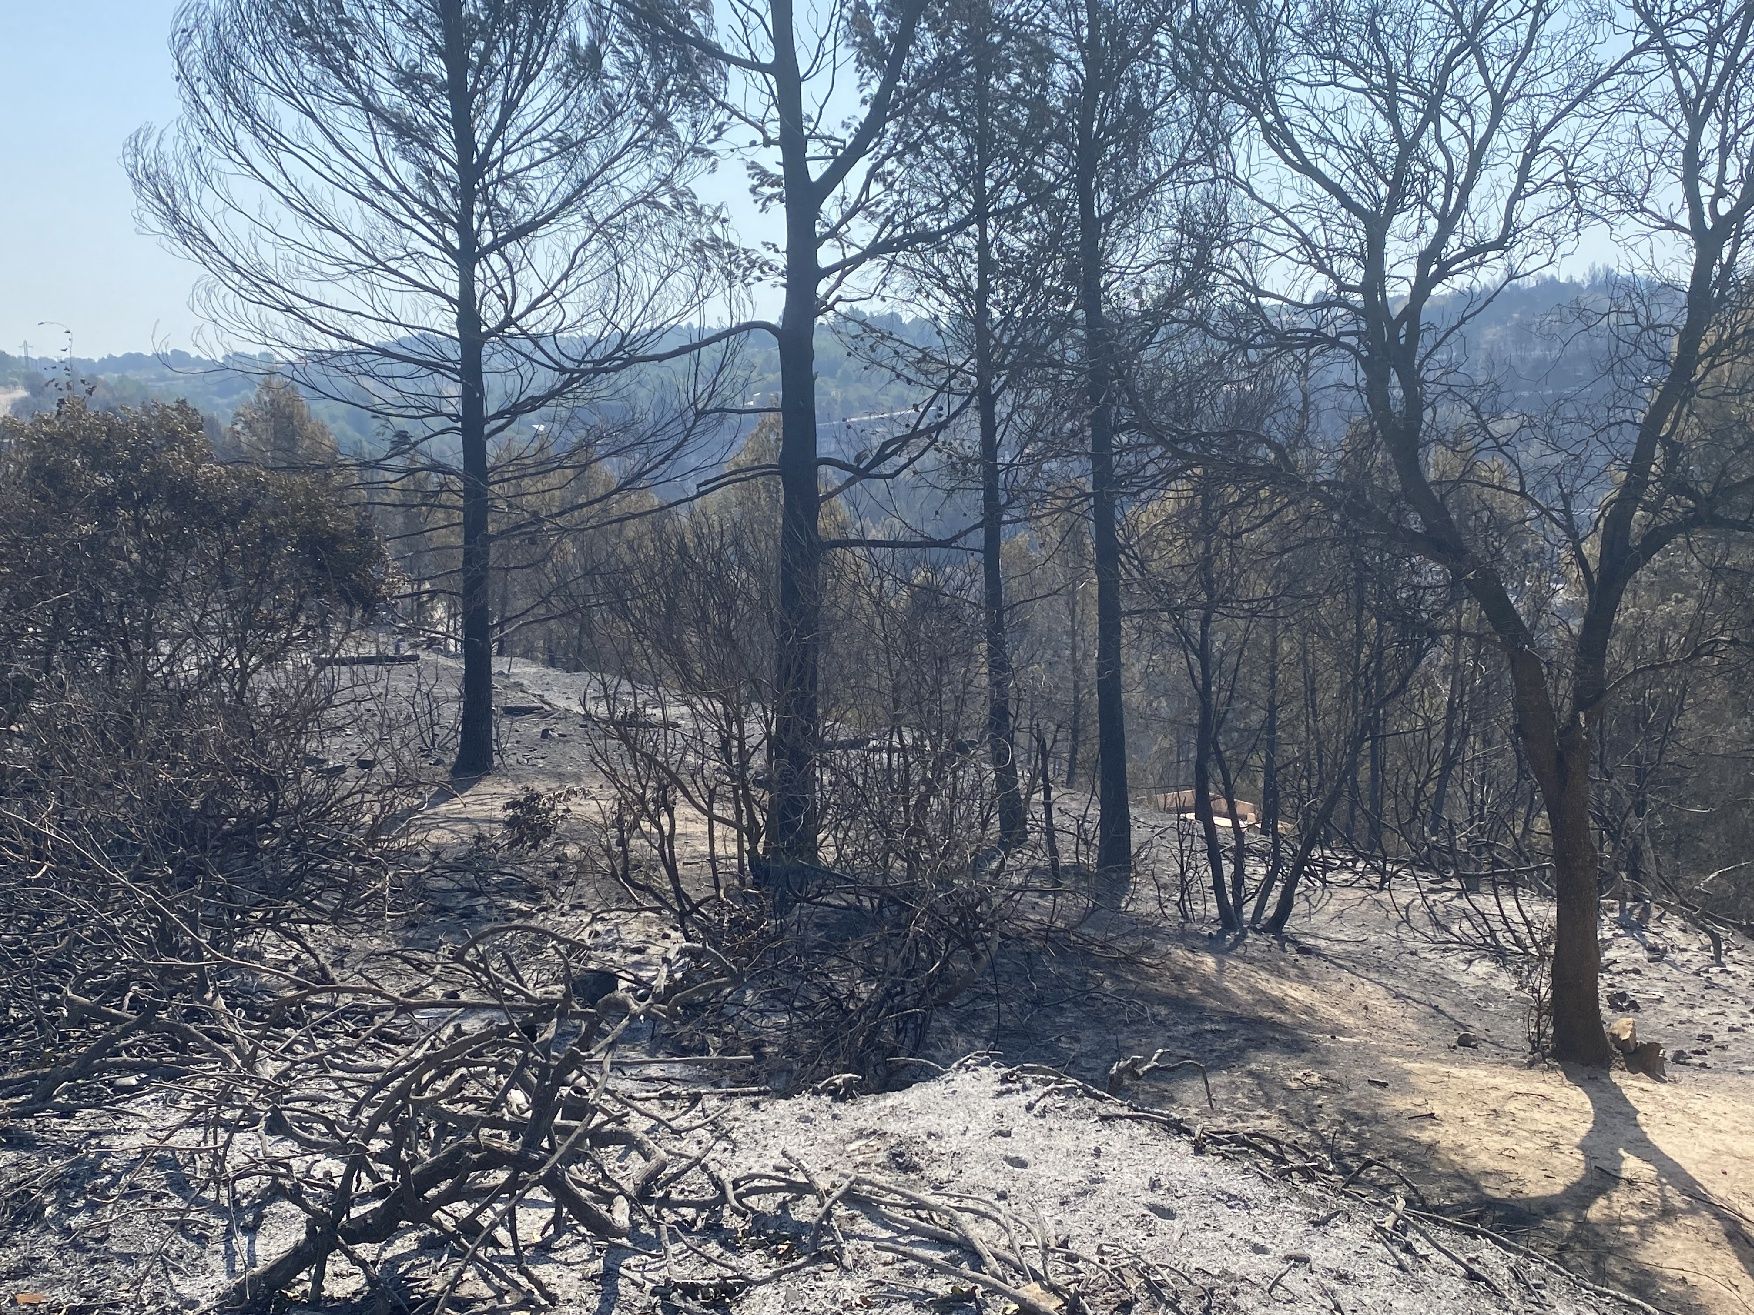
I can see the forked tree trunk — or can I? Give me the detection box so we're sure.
[1212,735,1249,924]
[1260,721,1363,932]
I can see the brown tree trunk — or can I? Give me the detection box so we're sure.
[1505,648,1612,1065]
[1546,730,1612,1063]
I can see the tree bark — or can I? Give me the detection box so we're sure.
[1037,726,1063,885]
[1365,701,1384,852]
[1546,737,1612,1064]
[1213,732,1249,924]
[1261,722,1364,932]
[1369,336,1612,1061]
[1427,632,1467,839]
[1505,647,1614,1066]
[1064,639,1084,789]
[1262,607,1283,886]
[1192,609,1236,929]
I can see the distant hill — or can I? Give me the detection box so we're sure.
[0,314,942,459]
[0,276,1648,522]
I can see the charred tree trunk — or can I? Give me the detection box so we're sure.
[1074,0,1130,896]
[1213,733,1249,923]
[1085,297,1131,893]
[1064,655,1085,789]
[762,0,824,868]
[1343,557,1365,841]
[1037,726,1063,885]
[971,105,1026,850]
[1365,702,1384,852]
[1427,631,1468,841]
[1193,608,1237,929]
[766,296,822,864]
[1260,720,1365,932]
[1546,731,1610,1063]
[1506,646,1614,1066]
[444,0,493,779]
[1262,607,1283,885]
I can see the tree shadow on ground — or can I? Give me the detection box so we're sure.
[1313,1060,1754,1315]
[940,915,1326,1097]
[382,772,486,837]
[940,897,1754,1315]
[1560,1066,1754,1300]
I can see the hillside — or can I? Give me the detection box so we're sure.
[6,651,1743,1315]
[9,0,1754,1310]
[460,653,1754,1315]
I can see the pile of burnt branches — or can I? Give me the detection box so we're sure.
[681,862,1015,1088]
[0,652,456,1120]
[198,926,732,1312]
[1,895,1148,1315]
[575,684,1045,1091]
[0,904,737,1313]
[0,732,410,1114]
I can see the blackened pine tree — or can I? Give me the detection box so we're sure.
[130,0,736,777]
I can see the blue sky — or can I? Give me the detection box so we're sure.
[0,2,197,358]
[0,0,776,359]
[0,3,1627,362]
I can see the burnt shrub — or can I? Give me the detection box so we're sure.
[0,402,394,1092]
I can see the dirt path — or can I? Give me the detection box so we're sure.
[942,880,1754,1315]
[694,1063,1650,1315]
